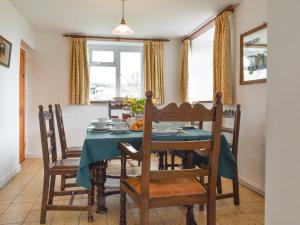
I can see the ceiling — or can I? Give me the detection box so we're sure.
[10,0,240,38]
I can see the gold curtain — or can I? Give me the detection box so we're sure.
[69,38,90,105]
[144,41,164,104]
[180,39,191,102]
[213,11,233,104]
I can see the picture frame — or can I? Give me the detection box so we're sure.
[0,35,12,68]
[240,23,267,85]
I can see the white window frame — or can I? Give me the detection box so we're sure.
[88,44,144,101]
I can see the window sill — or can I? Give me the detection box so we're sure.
[90,100,117,104]
[193,100,213,103]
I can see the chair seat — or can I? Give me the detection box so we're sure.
[124,177,207,199]
[51,159,80,169]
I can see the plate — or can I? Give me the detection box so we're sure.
[110,128,129,134]
[130,129,143,132]
[152,129,179,135]
[87,127,109,133]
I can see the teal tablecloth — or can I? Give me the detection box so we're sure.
[76,129,236,189]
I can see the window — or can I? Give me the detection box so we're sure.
[188,26,215,102]
[88,42,143,101]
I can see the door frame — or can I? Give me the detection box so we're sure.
[19,48,25,163]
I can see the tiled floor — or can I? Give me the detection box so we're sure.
[0,158,264,225]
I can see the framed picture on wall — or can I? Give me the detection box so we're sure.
[240,23,267,85]
[0,35,12,68]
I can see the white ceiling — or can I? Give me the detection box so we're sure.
[10,0,240,38]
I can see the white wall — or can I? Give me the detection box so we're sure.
[0,0,35,187]
[26,33,181,156]
[266,1,300,224]
[234,0,267,193]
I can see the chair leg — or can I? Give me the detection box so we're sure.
[48,175,56,204]
[140,203,149,225]
[61,175,66,191]
[40,173,50,224]
[90,168,95,205]
[88,189,94,223]
[120,190,127,225]
[232,170,240,205]
[186,205,197,225]
[216,176,222,194]
[207,198,216,225]
[199,176,205,211]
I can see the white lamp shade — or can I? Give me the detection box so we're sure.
[112,20,134,35]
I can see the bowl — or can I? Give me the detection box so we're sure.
[90,121,107,129]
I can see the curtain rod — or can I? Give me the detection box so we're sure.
[63,34,170,42]
[182,4,237,42]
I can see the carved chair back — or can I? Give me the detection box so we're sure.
[38,105,58,172]
[54,104,68,159]
[140,91,223,203]
[222,105,241,161]
[108,100,126,119]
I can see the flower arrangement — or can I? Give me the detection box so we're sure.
[124,97,146,115]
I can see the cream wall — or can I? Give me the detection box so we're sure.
[26,33,181,156]
[234,0,267,193]
[266,0,300,224]
[0,0,35,187]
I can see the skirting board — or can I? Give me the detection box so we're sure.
[0,165,21,188]
[239,176,265,196]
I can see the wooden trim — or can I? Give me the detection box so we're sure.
[63,34,170,42]
[182,4,236,41]
[193,100,213,103]
[240,23,268,85]
[19,48,26,163]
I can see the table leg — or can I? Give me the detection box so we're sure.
[158,152,164,170]
[96,160,108,214]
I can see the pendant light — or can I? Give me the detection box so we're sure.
[112,0,134,35]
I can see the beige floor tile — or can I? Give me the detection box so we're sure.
[51,211,81,225]
[239,213,265,225]
[0,204,9,214]
[0,211,28,224]
[0,158,265,225]
[5,202,34,213]
[23,210,54,224]
[217,215,249,225]
[13,193,40,203]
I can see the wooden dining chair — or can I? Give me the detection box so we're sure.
[55,104,82,158]
[108,100,126,119]
[204,105,241,205]
[168,105,241,206]
[55,104,82,191]
[118,91,223,225]
[38,105,94,224]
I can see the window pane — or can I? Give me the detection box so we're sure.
[120,52,142,98]
[90,66,116,100]
[189,26,215,102]
[92,51,114,63]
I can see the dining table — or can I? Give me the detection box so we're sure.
[76,127,236,214]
